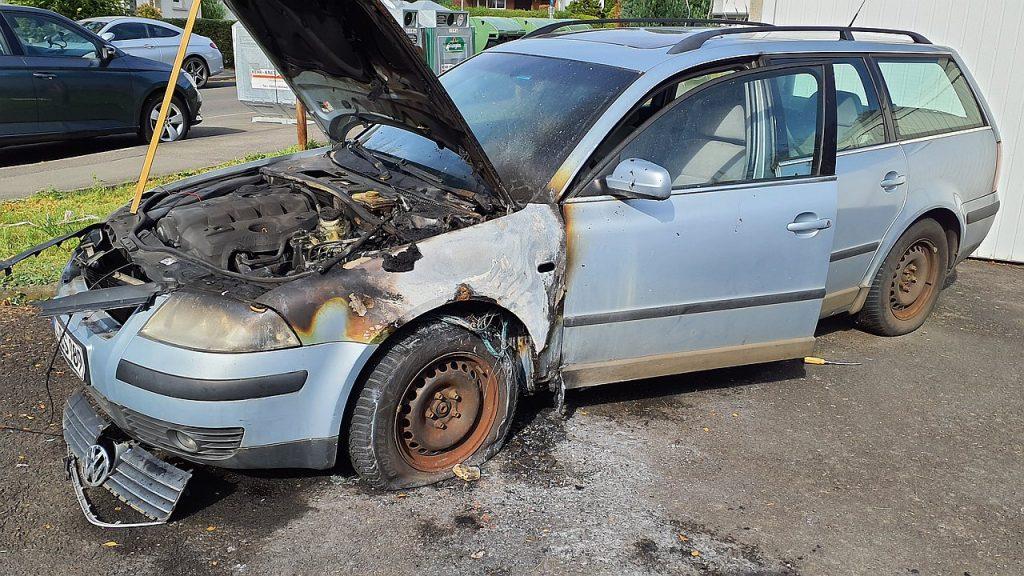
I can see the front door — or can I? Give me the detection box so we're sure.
[560,64,838,388]
[7,12,134,135]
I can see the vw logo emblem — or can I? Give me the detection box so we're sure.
[82,444,113,487]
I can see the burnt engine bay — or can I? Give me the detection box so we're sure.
[74,149,498,294]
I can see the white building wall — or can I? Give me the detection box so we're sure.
[759,0,1024,263]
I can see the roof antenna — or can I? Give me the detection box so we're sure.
[848,0,869,26]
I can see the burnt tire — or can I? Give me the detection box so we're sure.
[857,218,949,336]
[347,320,520,490]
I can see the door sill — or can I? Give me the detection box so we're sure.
[561,337,815,389]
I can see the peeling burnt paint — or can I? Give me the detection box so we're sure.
[256,204,567,355]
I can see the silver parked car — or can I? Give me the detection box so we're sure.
[79,16,224,87]
[3,2,1000,524]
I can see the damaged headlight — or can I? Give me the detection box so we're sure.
[138,292,300,352]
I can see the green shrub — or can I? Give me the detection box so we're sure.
[162,17,235,67]
[619,0,711,19]
[200,0,227,20]
[9,0,130,20]
[566,0,603,18]
[134,2,161,19]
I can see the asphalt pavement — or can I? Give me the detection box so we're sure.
[1,259,1021,575]
[0,76,324,200]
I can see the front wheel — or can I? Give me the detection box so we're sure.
[348,320,520,490]
[139,95,190,143]
[857,218,949,336]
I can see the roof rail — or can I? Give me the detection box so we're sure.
[522,18,772,39]
[667,25,931,54]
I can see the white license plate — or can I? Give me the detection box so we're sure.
[54,320,88,382]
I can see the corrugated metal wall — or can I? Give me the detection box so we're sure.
[759,0,1024,263]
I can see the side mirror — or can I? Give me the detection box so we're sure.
[100,32,115,42]
[603,158,672,201]
[99,44,117,62]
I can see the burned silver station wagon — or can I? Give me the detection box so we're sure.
[2,1,1002,525]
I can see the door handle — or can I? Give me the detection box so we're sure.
[32,72,56,79]
[787,218,832,233]
[880,173,907,189]
[144,44,155,49]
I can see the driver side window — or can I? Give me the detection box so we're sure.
[597,67,824,192]
[8,14,97,58]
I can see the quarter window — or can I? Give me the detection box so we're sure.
[8,14,97,58]
[877,57,985,140]
[605,67,823,190]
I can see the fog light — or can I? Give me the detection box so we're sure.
[170,429,199,453]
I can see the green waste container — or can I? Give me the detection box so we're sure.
[470,16,525,53]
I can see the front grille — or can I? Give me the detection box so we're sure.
[119,406,244,460]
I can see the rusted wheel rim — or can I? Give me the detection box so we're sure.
[889,239,939,321]
[396,352,499,472]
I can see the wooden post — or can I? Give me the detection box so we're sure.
[296,100,308,150]
[129,0,202,215]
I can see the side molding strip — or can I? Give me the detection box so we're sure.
[563,289,826,328]
[829,241,880,262]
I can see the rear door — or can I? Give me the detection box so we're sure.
[7,11,135,134]
[145,23,181,64]
[107,21,159,62]
[559,64,838,388]
[0,15,39,139]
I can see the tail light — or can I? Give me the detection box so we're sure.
[209,41,218,50]
[993,141,1003,193]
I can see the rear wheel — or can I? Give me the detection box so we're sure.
[857,218,949,336]
[348,320,520,490]
[182,56,210,88]
[139,95,190,143]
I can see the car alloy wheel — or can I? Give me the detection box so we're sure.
[183,58,209,88]
[150,102,187,142]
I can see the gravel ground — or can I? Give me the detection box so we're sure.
[1,259,1021,575]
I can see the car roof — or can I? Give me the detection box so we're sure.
[492,26,955,73]
[80,16,178,28]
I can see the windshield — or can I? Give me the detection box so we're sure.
[80,21,105,33]
[360,52,638,203]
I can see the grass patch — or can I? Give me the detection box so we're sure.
[1,143,321,288]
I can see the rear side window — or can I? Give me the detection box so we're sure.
[832,58,886,151]
[147,24,179,39]
[109,22,148,41]
[877,57,985,140]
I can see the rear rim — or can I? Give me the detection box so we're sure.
[184,59,208,87]
[888,239,940,321]
[395,352,499,473]
[149,102,186,142]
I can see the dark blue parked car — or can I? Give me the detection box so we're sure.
[0,5,202,146]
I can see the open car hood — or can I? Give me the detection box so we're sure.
[225,0,510,207]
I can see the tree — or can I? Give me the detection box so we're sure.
[619,0,712,19]
[9,0,131,20]
[200,0,227,20]
[567,0,604,18]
